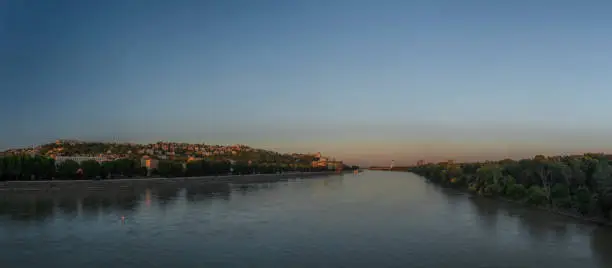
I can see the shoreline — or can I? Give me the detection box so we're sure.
[0,171,346,194]
[426,178,612,227]
[497,195,612,227]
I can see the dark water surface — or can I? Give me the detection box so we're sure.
[1,171,611,268]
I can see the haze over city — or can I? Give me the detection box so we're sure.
[3,0,612,166]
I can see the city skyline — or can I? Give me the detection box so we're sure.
[3,0,612,166]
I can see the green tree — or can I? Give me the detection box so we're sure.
[581,156,600,189]
[186,161,204,176]
[526,186,547,206]
[57,160,80,180]
[81,160,101,179]
[157,161,173,177]
[210,161,231,175]
[40,157,56,180]
[232,161,250,175]
[156,160,184,177]
[446,164,463,185]
[114,159,137,177]
[532,157,554,204]
[475,164,503,194]
[549,162,572,185]
[170,162,185,177]
[567,158,587,187]
[101,161,115,179]
[4,156,22,180]
[0,157,5,181]
[573,186,593,215]
[592,160,612,218]
[19,155,35,180]
[505,183,527,200]
[550,183,571,209]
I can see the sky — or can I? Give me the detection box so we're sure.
[2,0,612,166]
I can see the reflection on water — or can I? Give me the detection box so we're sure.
[0,182,232,223]
[186,183,231,202]
[468,196,500,233]
[460,190,611,267]
[0,172,610,268]
[321,176,344,190]
[0,197,54,222]
[591,227,612,267]
[154,186,181,206]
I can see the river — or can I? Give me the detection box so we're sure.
[0,171,611,268]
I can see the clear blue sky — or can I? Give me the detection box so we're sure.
[2,0,612,165]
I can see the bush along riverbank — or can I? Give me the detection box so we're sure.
[408,154,612,225]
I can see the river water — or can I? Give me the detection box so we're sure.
[0,171,611,268]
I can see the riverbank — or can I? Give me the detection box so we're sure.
[405,155,612,228]
[417,173,612,227]
[0,171,346,193]
[497,195,612,226]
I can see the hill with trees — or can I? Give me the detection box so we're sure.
[0,141,351,181]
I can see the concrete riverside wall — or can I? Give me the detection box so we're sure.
[0,171,344,194]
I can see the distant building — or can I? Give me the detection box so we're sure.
[141,156,159,176]
[312,156,329,168]
[187,156,202,162]
[54,156,109,165]
[144,159,159,169]
[327,161,343,171]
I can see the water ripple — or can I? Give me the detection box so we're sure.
[0,173,610,268]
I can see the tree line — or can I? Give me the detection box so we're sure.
[0,155,145,181]
[408,154,612,221]
[0,155,339,181]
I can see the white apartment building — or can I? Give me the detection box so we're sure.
[54,156,110,165]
